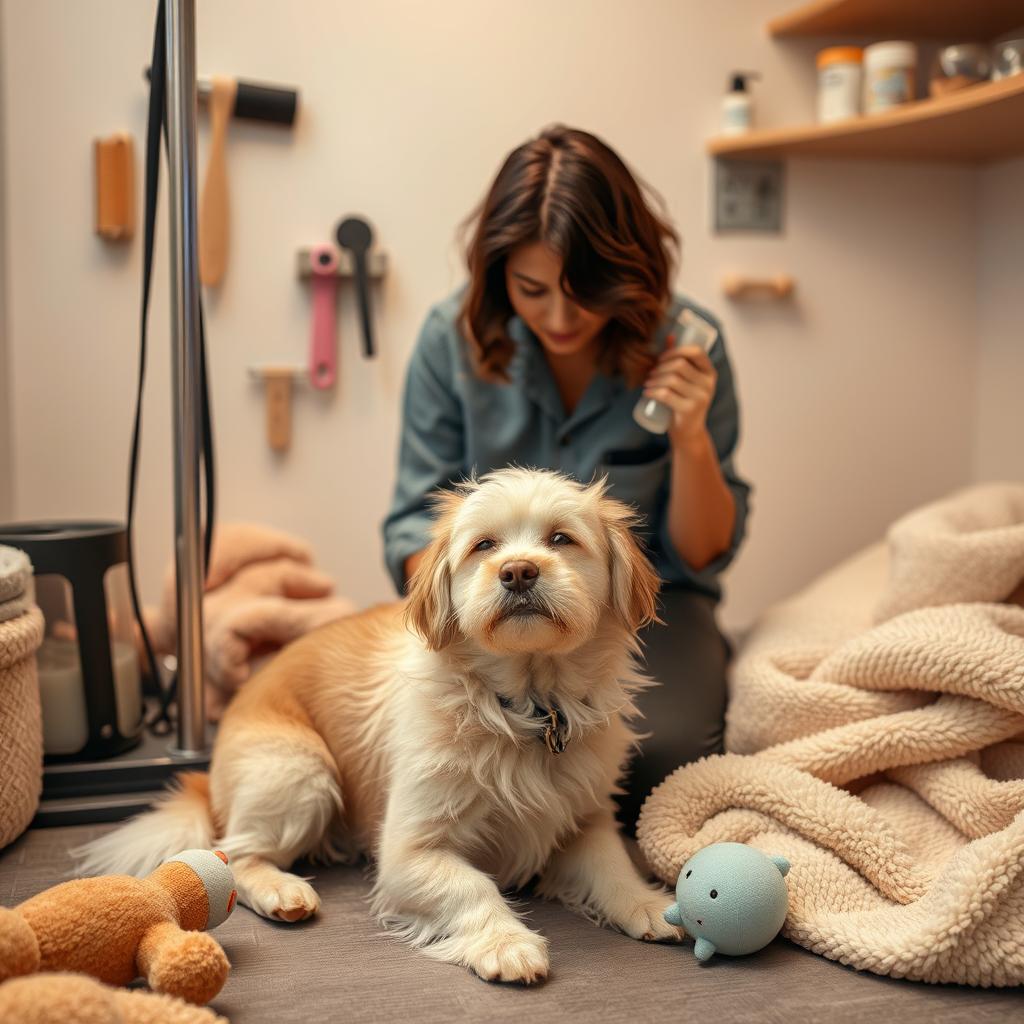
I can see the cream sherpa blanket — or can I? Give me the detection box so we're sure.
[638,482,1024,987]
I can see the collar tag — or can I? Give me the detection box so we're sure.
[497,694,569,753]
[543,705,569,755]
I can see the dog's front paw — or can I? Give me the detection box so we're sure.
[464,928,549,984]
[614,891,683,943]
[246,875,321,923]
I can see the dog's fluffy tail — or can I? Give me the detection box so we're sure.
[73,772,215,878]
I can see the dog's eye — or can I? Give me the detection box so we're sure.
[710,889,718,899]
[550,532,573,546]
[685,870,692,878]
[473,539,496,553]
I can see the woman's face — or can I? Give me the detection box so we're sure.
[505,242,609,359]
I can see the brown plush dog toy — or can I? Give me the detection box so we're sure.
[0,972,228,1023]
[0,849,236,1005]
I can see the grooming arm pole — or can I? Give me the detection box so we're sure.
[165,0,207,756]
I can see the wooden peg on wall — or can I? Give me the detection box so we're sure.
[248,366,303,452]
[722,272,795,300]
[94,133,135,241]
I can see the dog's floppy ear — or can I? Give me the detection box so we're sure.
[598,491,661,633]
[404,491,462,650]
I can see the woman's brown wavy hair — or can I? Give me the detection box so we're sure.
[460,125,679,387]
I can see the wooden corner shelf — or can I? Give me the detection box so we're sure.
[707,74,1024,163]
[768,0,1024,42]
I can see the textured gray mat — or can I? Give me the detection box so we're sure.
[1,825,1019,1023]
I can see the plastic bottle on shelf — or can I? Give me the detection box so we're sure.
[721,72,759,135]
[817,47,863,122]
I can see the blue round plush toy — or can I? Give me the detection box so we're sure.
[664,842,790,961]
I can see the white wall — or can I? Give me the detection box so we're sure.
[0,0,994,631]
[0,3,11,521]
[974,156,1024,483]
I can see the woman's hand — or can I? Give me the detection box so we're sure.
[642,337,717,449]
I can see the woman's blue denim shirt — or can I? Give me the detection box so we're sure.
[382,290,751,600]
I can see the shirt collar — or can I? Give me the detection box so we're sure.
[507,315,626,430]
[508,315,564,422]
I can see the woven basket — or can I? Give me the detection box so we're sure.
[0,600,44,849]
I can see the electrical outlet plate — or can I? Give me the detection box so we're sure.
[713,158,784,233]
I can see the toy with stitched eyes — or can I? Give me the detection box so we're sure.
[664,842,790,961]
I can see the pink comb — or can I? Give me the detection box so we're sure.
[309,245,339,389]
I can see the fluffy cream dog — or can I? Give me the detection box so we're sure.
[79,468,679,982]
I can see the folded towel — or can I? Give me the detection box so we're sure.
[145,523,355,717]
[0,546,33,624]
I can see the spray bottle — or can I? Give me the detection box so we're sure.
[632,309,719,435]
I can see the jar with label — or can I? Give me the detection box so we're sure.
[817,46,863,122]
[864,41,917,114]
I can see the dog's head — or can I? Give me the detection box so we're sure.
[405,468,660,655]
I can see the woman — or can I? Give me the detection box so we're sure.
[382,125,751,829]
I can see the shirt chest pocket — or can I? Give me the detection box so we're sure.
[597,446,671,520]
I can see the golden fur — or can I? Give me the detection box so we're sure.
[79,469,679,982]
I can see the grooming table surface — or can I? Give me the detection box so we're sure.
[1,825,1018,1023]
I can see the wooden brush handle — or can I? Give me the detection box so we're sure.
[200,76,237,287]
[94,134,135,240]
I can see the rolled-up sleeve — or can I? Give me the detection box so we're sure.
[382,309,466,593]
[655,321,752,595]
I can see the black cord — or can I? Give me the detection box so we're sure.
[126,0,167,731]
[127,0,216,737]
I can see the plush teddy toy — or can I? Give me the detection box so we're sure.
[664,842,790,961]
[0,849,236,1005]
[0,972,228,1024]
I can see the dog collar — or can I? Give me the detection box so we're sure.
[497,694,569,754]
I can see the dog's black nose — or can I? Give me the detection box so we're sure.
[500,560,539,593]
